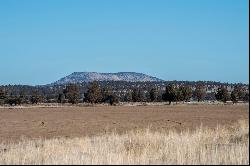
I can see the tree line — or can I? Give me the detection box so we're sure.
[0,81,249,106]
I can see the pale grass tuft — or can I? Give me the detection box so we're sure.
[0,120,248,165]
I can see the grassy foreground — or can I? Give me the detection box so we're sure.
[0,120,248,165]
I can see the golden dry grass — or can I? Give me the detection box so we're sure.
[0,120,248,165]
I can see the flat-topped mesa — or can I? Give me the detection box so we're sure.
[52,72,164,85]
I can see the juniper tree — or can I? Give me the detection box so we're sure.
[231,85,244,104]
[107,93,119,105]
[57,93,65,103]
[183,86,192,102]
[149,87,158,102]
[215,86,230,103]
[132,88,144,102]
[64,84,80,104]
[243,92,249,102]
[194,84,206,102]
[124,91,133,102]
[84,81,101,104]
[30,90,44,104]
[0,87,6,105]
[162,84,177,104]
[101,85,112,103]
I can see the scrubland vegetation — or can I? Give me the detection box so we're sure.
[0,81,249,106]
[0,120,248,165]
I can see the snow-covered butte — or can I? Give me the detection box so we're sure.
[52,72,164,85]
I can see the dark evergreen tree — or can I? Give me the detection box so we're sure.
[64,84,80,104]
[243,92,249,102]
[101,85,112,103]
[162,84,177,104]
[180,86,192,102]
[132,88,144,102]
[57,93,65,103]
[231,85,244,103]
[19,89,28,104]
[194,84,206,102]
[149,87,158,102]
[30,90,43,104]
[215,86,230,103]
[0,87,6,105]
[84,81,101,104]
[107,93,119,105]
[176,87,184,102]
[124,91,133,102]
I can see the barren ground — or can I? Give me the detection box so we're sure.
[0,104,248,143]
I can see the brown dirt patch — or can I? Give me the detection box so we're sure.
[0,104,248,143]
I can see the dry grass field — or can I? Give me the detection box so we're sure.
[0,120,248,165]
[0,104,248,142]
[0,104,249,164]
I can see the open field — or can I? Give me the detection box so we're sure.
[0,104,248,143]
[0,120,248,165]
[0,104,249,164]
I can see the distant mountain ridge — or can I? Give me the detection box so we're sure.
[52,72,164,85]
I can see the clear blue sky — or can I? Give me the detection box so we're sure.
[0,0,249,85]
